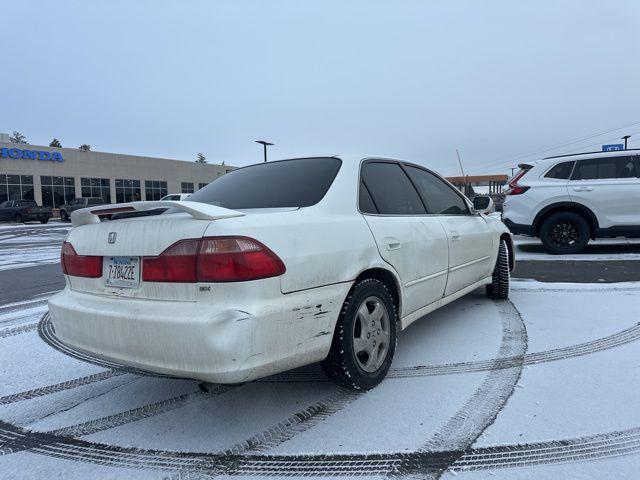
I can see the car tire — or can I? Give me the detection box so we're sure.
[486,239,510,299]
[60,210,69,222]
[40,219,49,224]
[321,278,397,391]
[14,213,23,223]
[540,211,590,254]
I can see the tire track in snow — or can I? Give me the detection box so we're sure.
[397,300,527,479]
[2,421,640,475]
[0,322,38,338]
[220,387,361,455]
[0,371,126,405]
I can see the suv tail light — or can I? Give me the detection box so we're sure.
[142,236,285,283]
[505,168,531,195]
[61,242,103,278]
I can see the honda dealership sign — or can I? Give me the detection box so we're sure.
[0,147,64,162]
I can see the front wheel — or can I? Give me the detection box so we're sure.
[322,278,397,390]
[486,239,510,299]
[60,210,69,222]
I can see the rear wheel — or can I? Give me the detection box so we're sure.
[321,278,397,390]
[14,213,23,223]
[540,211,589,254]
[486,239,510,299]
[40,219,49,224]
[60,210,69,222]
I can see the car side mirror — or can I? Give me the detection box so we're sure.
[472,195,493,214]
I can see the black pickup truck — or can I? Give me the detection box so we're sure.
[0,200,53,223]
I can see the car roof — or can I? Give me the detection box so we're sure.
[538,149,640,164]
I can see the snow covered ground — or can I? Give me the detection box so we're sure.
[1,280,639,478]
[0,223,70,271]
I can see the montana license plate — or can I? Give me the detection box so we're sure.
[104,256,140,288]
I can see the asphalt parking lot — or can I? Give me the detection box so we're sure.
[1,223,640,479]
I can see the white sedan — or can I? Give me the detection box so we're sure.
[49,155,513,390]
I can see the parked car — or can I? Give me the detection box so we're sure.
[0,199,52,224]
[161,193,191,201]
[59,197,106,222]
[49,155,513,390]
[502,150,640,254]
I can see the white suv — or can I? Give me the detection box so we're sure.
[502,150,640,254]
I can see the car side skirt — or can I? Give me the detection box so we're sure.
[399,276,493,331]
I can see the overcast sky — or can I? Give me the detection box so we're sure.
[2,0,639,175]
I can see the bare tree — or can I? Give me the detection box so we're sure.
[9,131,27,144]
[195,152,207,164]
[78,144,91,151]
[49,138,62,148]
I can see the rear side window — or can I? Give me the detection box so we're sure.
[360,162,426,215]
[359,181,378,214]
[545,161,575,179]
[188,157,341,209]
[404,166,469,215]
[572,156,639,180]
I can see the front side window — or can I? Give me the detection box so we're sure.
[545,161,575,179]
[404,166,469,215]
[360,162,426,215]
[571,156,639,180]
[189,157,341,209]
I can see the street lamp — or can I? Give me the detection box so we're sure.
[622,135,631,150]
[255,140,274,162]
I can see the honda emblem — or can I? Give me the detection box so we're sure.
[108,232,117,244]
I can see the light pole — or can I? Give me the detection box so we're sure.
[255,140,274,162]
[622,135,631,150]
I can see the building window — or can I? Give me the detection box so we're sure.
[0,174,34,203]
[145,180,168,201]
[81,177,111,203]
[198,183,208,190]
[181,182,194,194]
[41,176,74,208]
[115,179,141,203]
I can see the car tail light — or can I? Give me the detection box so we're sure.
[505,168,531,195]
[197,237,286,282]
[142,239,199,282]
[61,242,103,278]
[142,236,285,283]
[25,208,32,214]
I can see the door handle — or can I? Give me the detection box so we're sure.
[384,237,402,251]
[572,186,594,192]
[451,231,461,241]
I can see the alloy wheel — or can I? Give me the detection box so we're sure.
[352,296,390,373]
[549,219,582,249]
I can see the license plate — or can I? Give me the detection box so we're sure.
[104,257,140,288]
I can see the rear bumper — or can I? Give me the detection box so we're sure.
[48,281,349,383]
[502,218,534,236]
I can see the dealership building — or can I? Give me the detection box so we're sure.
[0,133,233,208]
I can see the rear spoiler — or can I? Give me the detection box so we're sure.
[71,201,245,227]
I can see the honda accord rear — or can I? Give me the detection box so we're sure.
[48,157,364,383]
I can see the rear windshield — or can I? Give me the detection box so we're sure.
[16,200,37,207]
[189,157,342,209]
